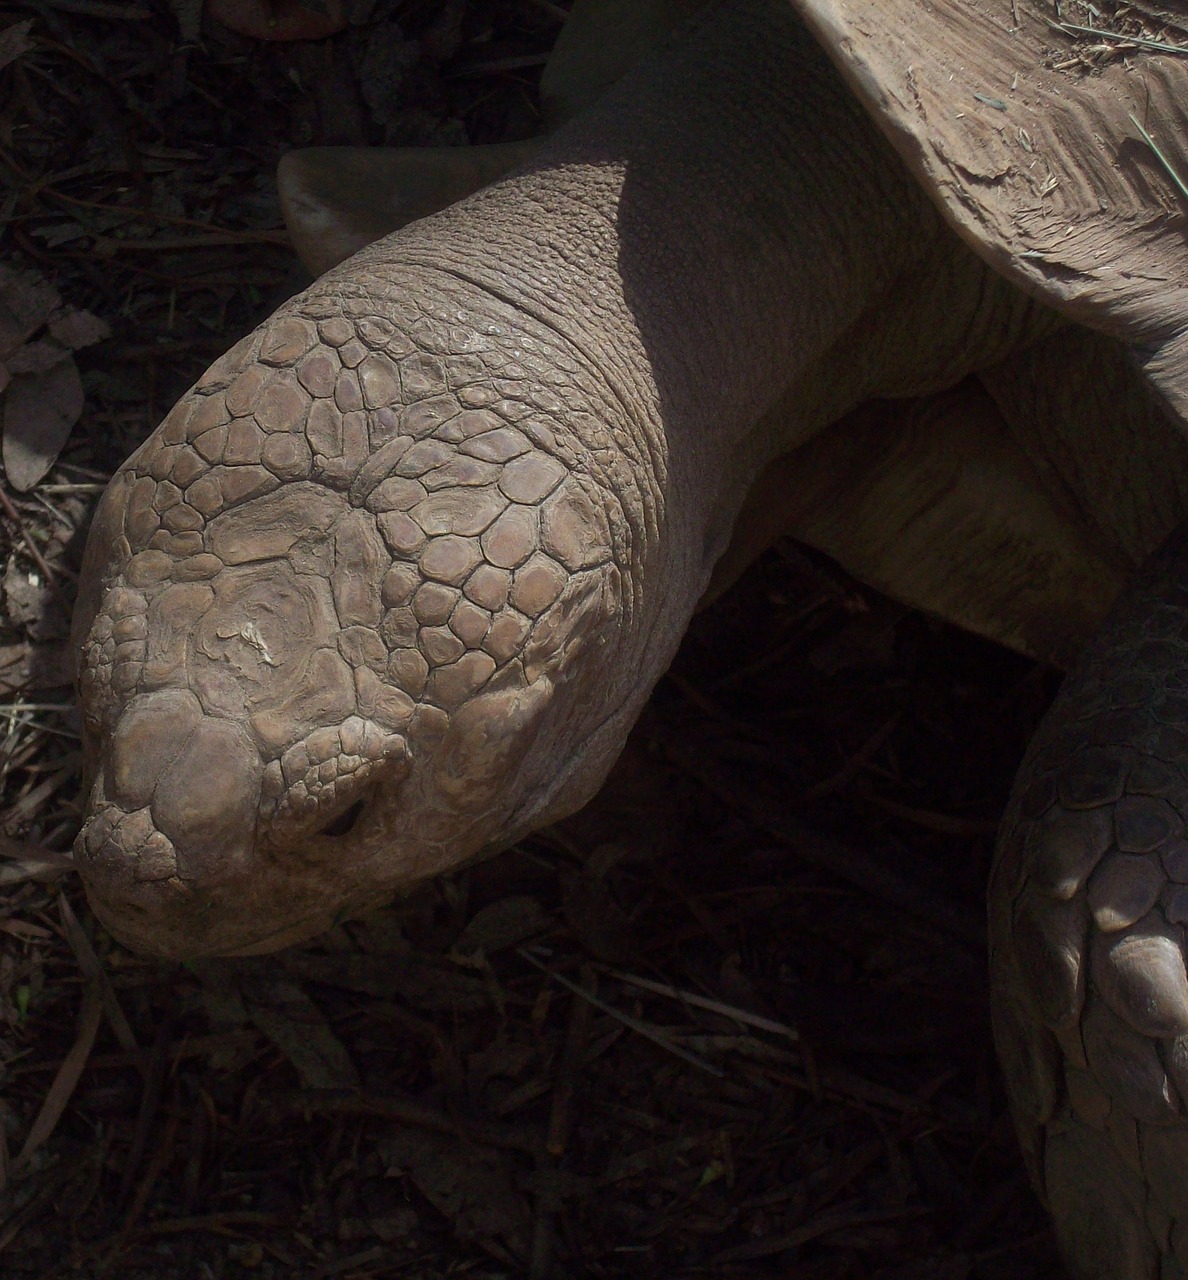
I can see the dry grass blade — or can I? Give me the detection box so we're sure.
[0,835,72,885]
[606,967,801,1042]
[0,486,60,587]
[58,894,140,1055]
[1055,21,1188,54]
[12,980,102,1172]
[1129,112,1188,205]
[519,949,726,1076]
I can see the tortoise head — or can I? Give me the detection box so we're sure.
[73,292,634,959]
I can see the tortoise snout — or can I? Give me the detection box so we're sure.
[104,692,264,871]
[74,791,359,961]
[74,800,200,959]
[80,691,267,954]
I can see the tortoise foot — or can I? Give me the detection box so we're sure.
[993,526,1188,1279]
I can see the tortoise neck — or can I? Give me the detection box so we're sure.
[375,0,934,579]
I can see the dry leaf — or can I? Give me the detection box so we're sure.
[48,308,110,351]
[378,1130,529,1244]
[3,359,84,491]
[0,266,59,360]
[7,337,70,375]
[451,896,549,958]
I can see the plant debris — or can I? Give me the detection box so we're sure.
[1046,0,1188,68]
[0,266,109,492]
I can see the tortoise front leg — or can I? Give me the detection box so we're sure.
[992,526,1188,1279]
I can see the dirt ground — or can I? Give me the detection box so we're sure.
[0,2,1063,1276]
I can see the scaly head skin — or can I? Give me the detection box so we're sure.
[74,266,642,957]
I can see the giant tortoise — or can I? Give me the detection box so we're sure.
[70,1,1188,1274]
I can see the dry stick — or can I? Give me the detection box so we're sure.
[0,702,75,714]
[793,712,900,802]
[652,862,736,953]
[88,231,291,253]
[100,1112,181,1275]
[759,1059,976,1127]
[867,792,999,838]
[450,52,549,76]
[530,968,595,1280]
[32,0,152,17]
[123,1210,285,1236]
[114,1023,171,1212]
[0,142,290,245]
[6,1030,262,1079]
[520,0,568,22]
[665,668,777,739]
[0,1160,76,1252]
[309,1246,390,1279]
[59,1210,290,1272]
[547,966,596,1155]
[712,1203,932,1263]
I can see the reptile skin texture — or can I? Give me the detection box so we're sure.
[73,261,644,959]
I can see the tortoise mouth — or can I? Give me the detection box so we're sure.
[74,800,379,960]
[82,878,331,960]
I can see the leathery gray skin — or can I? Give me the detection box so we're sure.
[72,0,1048,959]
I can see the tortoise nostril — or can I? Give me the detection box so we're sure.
[319,798,366,838]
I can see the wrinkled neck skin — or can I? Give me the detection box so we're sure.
[74,0,1043,959]
[372,15,983,653]
[376,0,1043,658]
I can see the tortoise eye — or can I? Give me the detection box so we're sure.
[319,798,367,838]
